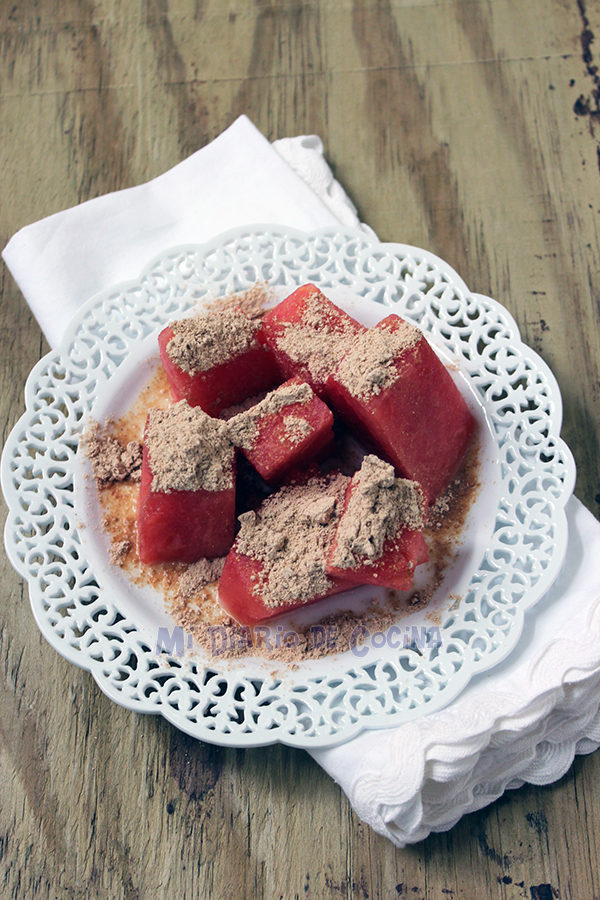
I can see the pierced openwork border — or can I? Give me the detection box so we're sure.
[1,226,576,747]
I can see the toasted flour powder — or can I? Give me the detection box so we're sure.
[226,380,314,450]
[274,290,362,384]
[145,400,234,493]
[235,471,350,607]
[166,307,261,374]
[334,318,422,400]
[81,421,142,487]
[283,415,313,445]
[176,557,227,599]
[330,455,426,570]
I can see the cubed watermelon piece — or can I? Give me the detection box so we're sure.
[158,307,280,416]
[260,284,366,398]
[137,402,236,564]
[226,376,335,485]
[326,455,429,591]
[218,547,352,625]
[217,471,353,625]
[326,314,476,502]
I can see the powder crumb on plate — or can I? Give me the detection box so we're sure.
[81,421,142,487]
[109,539,131,567]
[180,600,402,663]
[176,557,227,600]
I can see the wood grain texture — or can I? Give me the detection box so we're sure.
[2,0,600,897]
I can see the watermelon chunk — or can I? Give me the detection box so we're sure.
[260,284,366,398]
[137,402,236,564]
[225,376,335,485]
[217,471,352,625]
[158,307,279,416]
[218,548,352,625]
[326,455,429,591]
[326,314,476,502]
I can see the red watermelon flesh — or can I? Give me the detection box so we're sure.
[218,471,353,625]
[326,314,476,502]
[226,376,335,485]
[218,548,352,625]
[326,455,429,591]
[260,283,366,398]
[326,494,429,592]
[158,310,279,416]
[137,404,237,564]
[137,446,236,564]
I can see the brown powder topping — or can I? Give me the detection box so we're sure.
[219,391,269,421]
[109,539,131,567]
[205,282,273,320]
[334,319,422,399]
[145,401,234,493]
[330,455,426,570]
[166,307,261,374]
[176,557,227,600]
[275,291,361,384]
[226,380,314,450]
[233,471,350,607]
[283,415,313,445]
[81,422,142,487]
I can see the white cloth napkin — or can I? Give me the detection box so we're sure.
[4,115,600,847]
[313,496,600,844]
[3,115,355,349]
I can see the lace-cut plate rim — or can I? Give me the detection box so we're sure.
[1,225,576,748]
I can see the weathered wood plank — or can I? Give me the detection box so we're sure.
[2,1,600,898]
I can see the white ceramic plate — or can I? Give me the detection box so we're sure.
[1,226,576,748]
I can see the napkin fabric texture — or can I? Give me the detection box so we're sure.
[4,115,600,848]
[313,496,600,845]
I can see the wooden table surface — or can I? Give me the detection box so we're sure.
[2,1,600,898]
